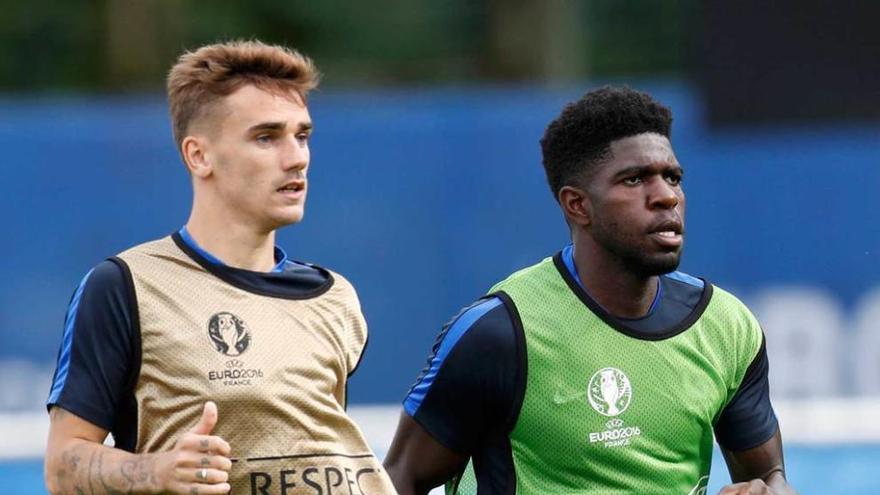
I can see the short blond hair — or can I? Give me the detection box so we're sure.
[167,40,320,150]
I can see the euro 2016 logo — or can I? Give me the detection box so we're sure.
[207,312,251,356]
[587,367,632,417]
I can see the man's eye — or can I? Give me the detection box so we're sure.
[623,176,642,185]
[256,134,273,144]
[296,133,310,143]
[666,174,682,185]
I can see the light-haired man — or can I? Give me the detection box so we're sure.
[45,40,397,495]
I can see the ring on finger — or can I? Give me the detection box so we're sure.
[197,468,208,481]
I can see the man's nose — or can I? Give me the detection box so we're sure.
[282,136,309,171]
[648,179,679,209]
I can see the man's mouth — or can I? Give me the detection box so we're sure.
[277,181,306,193]
[647,221,683,248]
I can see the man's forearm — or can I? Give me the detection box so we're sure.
[46,439,160,495]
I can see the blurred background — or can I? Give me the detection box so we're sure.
[2,1,879,493]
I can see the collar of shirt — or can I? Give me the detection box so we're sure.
[560,243,661,319]
[177,226,288,273]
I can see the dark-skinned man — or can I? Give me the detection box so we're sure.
[384,86,797,495]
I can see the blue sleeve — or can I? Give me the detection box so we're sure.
[403,296,524,455]
[714,336,779,451]
[46,259,139,433]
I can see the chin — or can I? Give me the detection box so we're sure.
[279,215,304,228]
[623,249,682,277]
[262,214,302,232]
[276,207,305,226]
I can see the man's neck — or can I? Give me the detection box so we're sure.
[185,207,277,272]
[571,239,659,319]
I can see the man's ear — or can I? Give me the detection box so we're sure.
[181,135,212,179]
[558,185,592,227]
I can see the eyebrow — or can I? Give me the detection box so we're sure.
[612,165,652,180]
[247,121,313,134]
[612,164,683,180]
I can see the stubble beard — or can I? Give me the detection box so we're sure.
[591,219,683,278]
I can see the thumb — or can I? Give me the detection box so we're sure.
[189,401,218,435]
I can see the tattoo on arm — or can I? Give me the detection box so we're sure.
[52,442,158,495]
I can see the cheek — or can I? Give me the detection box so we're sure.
[604,199,642,224]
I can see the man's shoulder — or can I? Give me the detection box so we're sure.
[286,260,346,292]
[660,270,708,308]
[705,281,753,316]
[698,280,763,347]
[440,297,518,352]
[660,271,760,333]
[115,235,177,261]
[310,263,345,284]
[403,295,521,421]
[78,258,129,296]
[489,255,558,293]
[662,270,706,290]
[663,270,752,312]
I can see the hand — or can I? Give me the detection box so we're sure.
[717,479,777,494]
[154,401,233,494]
